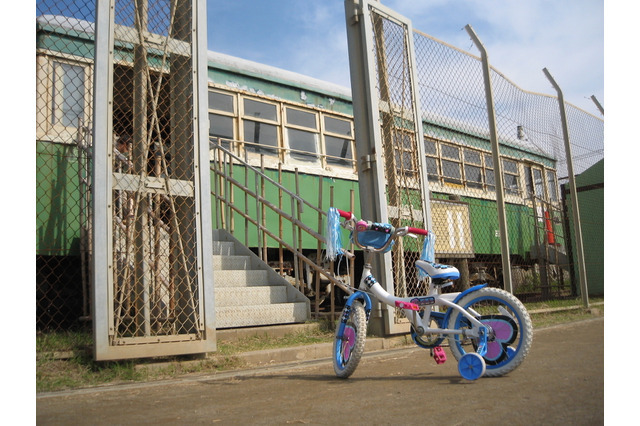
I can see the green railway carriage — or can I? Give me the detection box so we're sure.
[36,15,564,293]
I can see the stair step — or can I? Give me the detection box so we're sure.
[212,241,236,256]
[214,270,269,287]
[212,254,251,270]
[215,302,309,329]
[211,229,310,328]
[215,286,288,306]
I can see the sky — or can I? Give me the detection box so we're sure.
[207,0,605,116]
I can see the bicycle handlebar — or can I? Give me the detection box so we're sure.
[335,209,429,251]
[407,227,429,236]
[336,209,353,220]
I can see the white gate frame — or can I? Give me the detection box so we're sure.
[344,0,432,335]
[92,0,215,360]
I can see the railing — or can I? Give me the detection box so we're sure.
[528,195,572,299]
[209,138,355,320]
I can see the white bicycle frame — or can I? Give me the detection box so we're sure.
[343,216,488,341]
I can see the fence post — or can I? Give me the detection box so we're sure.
[92,0,115,359]
[590,95,604,116]
[543,68,590,308]
[465,25,514,294]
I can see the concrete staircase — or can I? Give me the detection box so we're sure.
[212,230,310,328]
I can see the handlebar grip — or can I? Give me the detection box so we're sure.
[337,209,353,220]
[407,227,429,236]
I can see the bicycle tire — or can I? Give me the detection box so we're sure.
[333,300,367,378]
[446,287,533,377]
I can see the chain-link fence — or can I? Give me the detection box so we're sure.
[37,0,603,336]
[412,29,604,301]
[368,11,431,311]
[354,0,603,323]
[107,0,206,349]
[36,0,95,332]
[37,1,214,358]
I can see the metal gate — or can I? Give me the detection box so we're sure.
[345,0,431,334]
[92,0,215,360]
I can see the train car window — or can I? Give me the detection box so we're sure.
[324,136,352,167]
[51,61,86,128]
[242,98,279,156]
[463,149,483,189]
[502,159,520,195]
[441,144,462,185]
[209,91,234,113]
[288,128,318,162]
[464,149,481,165]
[524,165,534,198]
[209,113,234,139]
[546,169,558,202]
[485,169,495,191]
[442,160,462,185]
[323,115,353,167]
[424,138,439,182]
[441,144,459,160]
[323,116,354,168]
[244,98,277,121]
[287,108,316,129]
[393,131,417,176]
[208,90,237,150]
[286,107,319,163]
[484,153,493,169]
[465,164,483,189]
[424,138,437,156]
[243,121,279,155]
[426,156,439,182]
[483,153,495,191]
[324,116,351,136]
[532,167,545,198]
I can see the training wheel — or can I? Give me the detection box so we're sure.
[458,353,486,380]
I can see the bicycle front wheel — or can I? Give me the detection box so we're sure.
[446,287,533,377]
[333,300,367,378]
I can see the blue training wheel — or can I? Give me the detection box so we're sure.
[458,352,486,380]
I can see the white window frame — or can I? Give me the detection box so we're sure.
[36,53,92,143]
[207,89,238,154]
[284,106,320,166]
[240,96,281,163]
[321,113,355,172]
[502,158,521,196]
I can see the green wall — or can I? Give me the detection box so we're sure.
[36,141,85,256]
[210,164,360,250]
[565,159,604,296]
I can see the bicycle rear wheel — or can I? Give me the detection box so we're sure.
[446,287,533,377]
[333,300,367,378]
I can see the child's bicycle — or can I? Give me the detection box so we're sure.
[326,208,533,381]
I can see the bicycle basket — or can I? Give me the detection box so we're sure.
[354,230,394,252]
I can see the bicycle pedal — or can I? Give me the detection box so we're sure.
[395,300,420,311]
[432,346,447,364]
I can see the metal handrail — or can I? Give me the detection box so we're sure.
[209,138,355,318]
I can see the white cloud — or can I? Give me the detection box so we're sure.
[285,3,351,88]
[207,0,603,114]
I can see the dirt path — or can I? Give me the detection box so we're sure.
[37,318,604,425]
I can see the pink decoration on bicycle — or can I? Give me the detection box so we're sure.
[395,300,420,311]
[478,317,517,364]
[342,326,357,360]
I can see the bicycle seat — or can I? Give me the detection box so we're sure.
[415,260,460,284]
